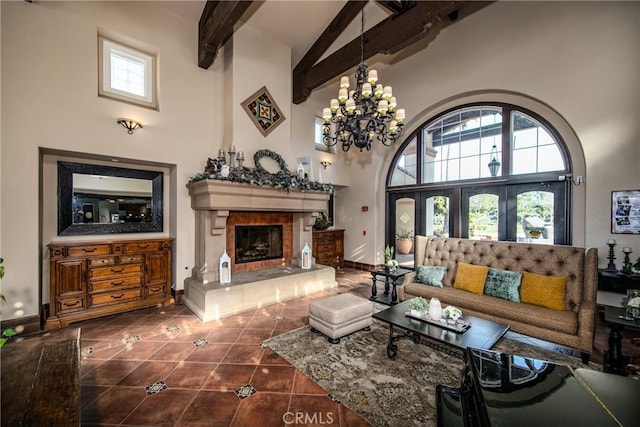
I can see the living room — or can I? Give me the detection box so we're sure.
[1,1,639,425]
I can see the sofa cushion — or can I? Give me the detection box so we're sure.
[520,271,567,311]
[484,268,522,303]
[416,265,446,287]
[453,262,488,295]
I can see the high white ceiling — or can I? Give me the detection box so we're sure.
[158,0,392,65]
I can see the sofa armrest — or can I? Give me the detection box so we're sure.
[576,247,599,353]
[398,272,417,301]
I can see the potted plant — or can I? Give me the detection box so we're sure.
[383,245,398,271]
[395,229,414,255]
[408,297,428,317]
[443,305,463,324]
[0,258,17,348]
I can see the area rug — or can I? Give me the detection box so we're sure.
[262,321,599,427]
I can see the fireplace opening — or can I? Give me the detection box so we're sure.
[235,225,283,264]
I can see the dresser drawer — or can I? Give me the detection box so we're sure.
[89,264,143,279]
[316,243,336,254]
[124,241,161,253]
[90,289,142,307]
[88,256,116,267]
[90,275,142,292]
[67,245,111,257]
[146,284,166,298]
[57,298,85,313]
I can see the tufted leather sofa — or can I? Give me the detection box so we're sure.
[399,236,598,362]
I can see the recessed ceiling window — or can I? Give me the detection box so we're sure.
[98,36,158,110]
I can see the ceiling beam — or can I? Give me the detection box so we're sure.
[292,1,366,105]
[198,0,254,69]
[293,1,466,104]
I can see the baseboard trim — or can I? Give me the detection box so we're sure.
[1,314,42,336]
[173,289,184,305]
[344,260,379,271]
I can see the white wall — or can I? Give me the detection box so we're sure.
[1,1,222,320]
[304,1,640,267]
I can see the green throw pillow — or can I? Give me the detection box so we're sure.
[416,266,446,287]
[483,268,522,302]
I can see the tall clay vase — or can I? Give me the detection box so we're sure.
[429,298,443,321]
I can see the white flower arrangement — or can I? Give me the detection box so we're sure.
[408,297,428,312]
[628,297,640,308]
[443,305,462,319]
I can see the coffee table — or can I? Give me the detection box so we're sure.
[373,300,509,359]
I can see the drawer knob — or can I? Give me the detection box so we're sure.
[111,268,124,273]
[111,280,125,286]
[111,294,125,299]
[83,248,97,253]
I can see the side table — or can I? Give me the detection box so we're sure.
[603,305,640,375]
[369,267,412,305]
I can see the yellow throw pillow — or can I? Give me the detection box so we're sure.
[520,271,567,311]
[453,262,489,295]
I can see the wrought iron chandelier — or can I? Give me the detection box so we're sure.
[321,4,405,152]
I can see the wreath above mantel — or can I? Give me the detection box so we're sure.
[189,149,333,193]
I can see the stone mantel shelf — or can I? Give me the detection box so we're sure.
[187,180,330,212]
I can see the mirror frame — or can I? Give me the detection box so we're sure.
[58,161,163,235]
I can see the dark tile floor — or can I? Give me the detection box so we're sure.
[77,268,638,426]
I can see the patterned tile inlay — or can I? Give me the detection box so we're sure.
[235,384,256,399]
[166,325,180,333]
[145,381,167,395]
[124,335,141,344]
[193,338,208,347]
[81,347,94,356]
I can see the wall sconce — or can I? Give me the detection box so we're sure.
[320,161,331,169]
[559,174,584,186]
[117,118,143,134]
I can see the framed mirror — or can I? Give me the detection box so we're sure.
[58,161,163,235]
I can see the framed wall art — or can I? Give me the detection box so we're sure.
[241,86,285,137]
[611,190,640,234]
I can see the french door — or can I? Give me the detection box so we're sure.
[461,181,569,244]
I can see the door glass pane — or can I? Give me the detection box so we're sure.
[469,194,499,240]
[425,196,450,237]
[517,191,554,244]
[389,137,417,186]
[395,198,415,267]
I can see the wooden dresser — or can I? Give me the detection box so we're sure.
[46,238,173,329]
[312,229,345,269]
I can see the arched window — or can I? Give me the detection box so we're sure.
[387,103,574,266]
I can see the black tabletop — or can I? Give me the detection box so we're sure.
[373,300,509,351]
[604,305,640,331]
[369,267,413,279]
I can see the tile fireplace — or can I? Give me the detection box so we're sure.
[182,180,337,321]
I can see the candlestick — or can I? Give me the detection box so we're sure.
[606,241,617,271]
[622,248,633,274]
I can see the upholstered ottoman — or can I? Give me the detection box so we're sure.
[309,293,373,344]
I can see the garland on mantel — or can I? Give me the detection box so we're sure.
[189,149,333,193]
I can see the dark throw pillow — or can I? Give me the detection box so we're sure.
[416,266,446,287]
[483,268,522,302]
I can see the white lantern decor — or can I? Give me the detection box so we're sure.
[219,250,231,284]
[301,242,312,269]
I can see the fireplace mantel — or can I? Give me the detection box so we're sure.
[182,179,336,322]
[188,180,330,212]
